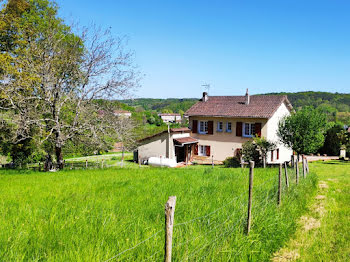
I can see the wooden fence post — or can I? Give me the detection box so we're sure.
[306,158,309,174]
[85,159,88,169]
[39,162,41,171]
[295,157,299,185]
[284,161,289,188]
[290,155,294,168]
[246,161,254,234]
[278,163,282,206]
[212,155,214,169]
[122,147,125,167]
[240,156,244,168]
[164,196,176,262]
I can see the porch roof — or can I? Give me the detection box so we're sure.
[174,137,198,145]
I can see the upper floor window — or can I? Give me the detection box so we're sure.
[199,121,208,134]
[217,121,223,132]
[243,123,255,137]
[226,122,232,132]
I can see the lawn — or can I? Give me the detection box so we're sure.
[273,160,350,261]
[0,165,316,261]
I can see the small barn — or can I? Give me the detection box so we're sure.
[135,127,198,164]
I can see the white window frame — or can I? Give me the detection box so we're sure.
[217,121,223,132]
[199,145,207,156]
[226,122,232,132]
[243,123,255,137]
[198,121,208,134]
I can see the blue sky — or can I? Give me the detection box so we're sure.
[56,0,350,98]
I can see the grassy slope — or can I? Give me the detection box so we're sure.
[0,166,316,261]
[275,161,350,261]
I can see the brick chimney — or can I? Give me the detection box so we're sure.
[245,89,250,105]
[202,92,208,102]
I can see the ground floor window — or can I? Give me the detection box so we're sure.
[199,145,210,156]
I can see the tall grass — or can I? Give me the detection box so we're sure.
[0,166,317,261]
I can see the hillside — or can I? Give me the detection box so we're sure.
[120,91,350,115]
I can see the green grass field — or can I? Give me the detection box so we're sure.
[0,165,317,261]
[273,160,350,261]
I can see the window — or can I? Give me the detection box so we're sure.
[198,145,210,156]
[226,122,232,132]
[199,121,208,134]
[217,121,223,132]
[243,123,255,137]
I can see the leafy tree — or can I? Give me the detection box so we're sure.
[0,0,138,169]
[278,107,327,155]
[253,136,276,168]
[320,122,343,156]
[242,140,260,165]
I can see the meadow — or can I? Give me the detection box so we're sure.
[0,165,317,261]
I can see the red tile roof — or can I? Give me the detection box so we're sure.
[174,137,198,145]
[185,95,292,119]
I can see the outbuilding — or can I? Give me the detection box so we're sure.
[135,127,198,164]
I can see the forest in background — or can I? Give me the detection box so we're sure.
[120,91,350,125]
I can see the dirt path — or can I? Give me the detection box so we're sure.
[272,181,328,261]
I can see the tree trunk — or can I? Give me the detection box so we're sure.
[55,145,64,170]
[44,154,53,172]
[263,154,266,168]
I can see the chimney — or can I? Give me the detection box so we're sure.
[245,89,250,105]
[202,92,208,102]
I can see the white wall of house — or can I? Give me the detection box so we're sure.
[266,102,293,163]
[138,132,190,161]
[159,115,182,123]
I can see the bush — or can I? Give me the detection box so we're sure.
[242,140,261,165]
[111,156,118,160]
[223,156,241,168]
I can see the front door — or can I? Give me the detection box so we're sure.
[175,146,185,162]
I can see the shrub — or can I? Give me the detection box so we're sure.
[242,140,261,165]
[223,156,241,168]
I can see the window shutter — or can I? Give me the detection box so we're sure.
[236,122,242,136]
[206,146,211,156]
[208,121,214,134]
[277,149,279,160]
[192,120,198,133]
[194,144,198,155]
[271,151,274,161]
[255,123,262,137]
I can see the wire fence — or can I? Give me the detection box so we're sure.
[103,157,312,261]
[0,159,129,171]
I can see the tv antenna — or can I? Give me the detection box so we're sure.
[202,83,210,93]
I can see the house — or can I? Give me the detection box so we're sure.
[136,127,198,164]
[114,110,132,118]
[158,113,182,123]
[184,90,294,163]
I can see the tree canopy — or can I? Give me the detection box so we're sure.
[278,107,327,155]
